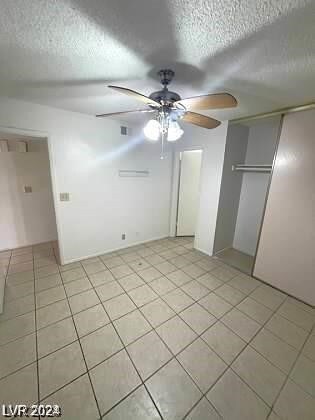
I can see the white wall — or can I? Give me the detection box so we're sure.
[170,122,228,255]
[233,117,280,255]
[214,123,249,253]
[0,97,173,263]
[0,139,57,250]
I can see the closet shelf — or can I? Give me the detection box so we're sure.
[232,164,272,173]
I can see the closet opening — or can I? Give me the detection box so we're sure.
[213,116,282,275]
[175,149,202,238]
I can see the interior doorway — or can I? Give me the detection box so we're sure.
[0,131,58,253]
[0,129,59,312]
[176,150,203,237]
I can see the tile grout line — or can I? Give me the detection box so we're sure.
[1,280,311,407]
[97,245,188,419]
[32,244,41,416]
[202,295,313,416]
[94,248,272,418]
[1,248,12,320]
[101,253,254,418]
[91,239,194,418]
[266,316,315,419]
[94,270,165,419]
[162,288,273,417]
[142,275,301,418]
[1,241,204,321]
[0,269,311,363]
[1,239,314,419]
[202,292,297,410]
[1,253,312,380]
[103,323,165,420]
[56,260,103,420]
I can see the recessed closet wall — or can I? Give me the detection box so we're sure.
[233,117,281,256]
[214,116,281,274]
[213,123,249,254]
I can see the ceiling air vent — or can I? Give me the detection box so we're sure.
[0,140,9,152]
[120,126,128,136]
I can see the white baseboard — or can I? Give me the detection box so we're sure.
[0,237,58,253]
[214,246,231,255]
[62,234,169,265]
[194,246,212,256]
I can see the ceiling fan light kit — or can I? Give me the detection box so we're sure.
[96,69,238,157]
[143,110,185,142]
[167,120,184,142]
[143,119,160,141]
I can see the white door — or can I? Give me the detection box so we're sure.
[176,150,202,236]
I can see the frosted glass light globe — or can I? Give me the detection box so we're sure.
[143,119,161,141]
[167,120,184,141]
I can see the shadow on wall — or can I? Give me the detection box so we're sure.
[2,0,313,118]
[200,1,315,116]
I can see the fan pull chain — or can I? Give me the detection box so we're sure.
[160,116,165,159]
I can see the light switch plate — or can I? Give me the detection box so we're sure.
[60,192,70,201]
[24,186,32,193]
[120,126,128,135]
[0,140,9,152]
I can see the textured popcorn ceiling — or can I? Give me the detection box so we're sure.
[0,0,314,121]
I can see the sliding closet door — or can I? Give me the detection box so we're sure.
[254,109,315,306]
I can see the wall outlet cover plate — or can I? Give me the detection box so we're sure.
[60,192,70,201]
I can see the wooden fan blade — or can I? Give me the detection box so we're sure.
[182,112,221,129]
[175,93,237,110]
[108,85,161,107]
[96,109,155,118]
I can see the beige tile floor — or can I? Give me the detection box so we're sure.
[0,238,314,419]
[215,247,254,275]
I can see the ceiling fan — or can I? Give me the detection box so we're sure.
[96,69,237,154]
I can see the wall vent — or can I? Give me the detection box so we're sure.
[17,141,28,153]
[120,126,128,136]
[0,140,9,152]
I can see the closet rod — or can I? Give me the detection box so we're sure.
[232,164,272,173]
[230,102,315,124]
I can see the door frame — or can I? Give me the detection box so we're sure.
[169,148,203,238]
[251,114,284,276]
[174,152,182,237]
[0,124,63,262]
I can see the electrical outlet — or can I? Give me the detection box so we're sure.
[60,193,70,201]
[121,234,126,240]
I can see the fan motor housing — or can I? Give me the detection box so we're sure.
[149,89,181,105]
